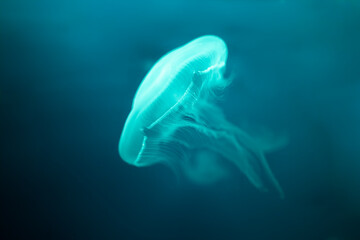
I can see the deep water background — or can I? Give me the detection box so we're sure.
[1,0,360,239]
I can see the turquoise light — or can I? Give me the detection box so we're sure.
[119,35,283,196]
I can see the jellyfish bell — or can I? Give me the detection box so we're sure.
[120,35,227,166]
[119,35,284,197]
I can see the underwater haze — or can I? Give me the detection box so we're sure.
[1,0,360,239]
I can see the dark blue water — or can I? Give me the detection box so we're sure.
[1,0,360,239]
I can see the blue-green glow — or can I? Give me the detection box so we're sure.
[119,35,283,196]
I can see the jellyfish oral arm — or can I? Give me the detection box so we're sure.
[136,70,284,197]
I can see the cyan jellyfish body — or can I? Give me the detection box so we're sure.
[119,35,283,196]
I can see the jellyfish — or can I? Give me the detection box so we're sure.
[119,35,284,196]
